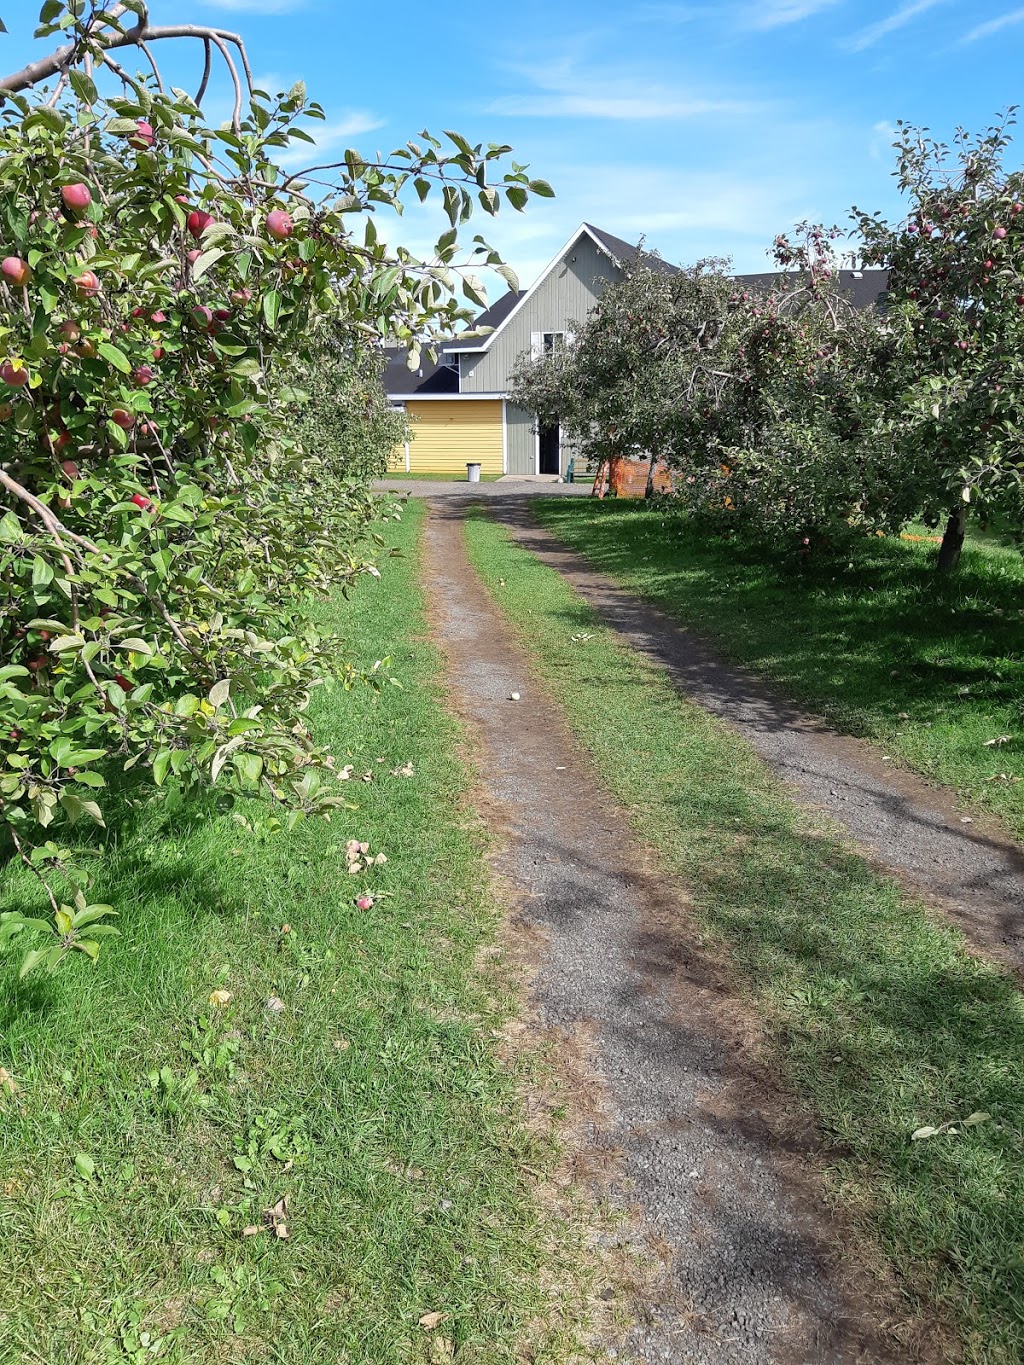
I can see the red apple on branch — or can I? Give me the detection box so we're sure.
[266,209,294,241]
[61,182,91,215]
[2,256,31,286]
[993,225,1008,239]
[129,119,154,150]
[74,270,100,296]
[132,364,154,387]
[131,493,153,510]
[191,304,213,329]
[111,408,135,430]
[61,459,80,479]
[59,320,81,343]
[0,361,29,387]
[187,209,214,239]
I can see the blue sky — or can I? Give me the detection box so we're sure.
[4,1,1024,297]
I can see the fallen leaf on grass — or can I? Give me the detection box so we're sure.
[332,1037,350,1051]
[208,989,232,1009]
[912,1111,991,1141]
[390,761,415,777]
[431,1338,454,1361]
[0,1067,17,1096]
[242,1195,290,1240]
[266,995,286,1014]
[984,736,1013,747]
[418,1311,445,1330]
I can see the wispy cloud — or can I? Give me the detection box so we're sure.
[844,0,946,52]
[960,6,1024,43]
[276,112,386,168]
[489,58,757,120]
[741,0,842,29]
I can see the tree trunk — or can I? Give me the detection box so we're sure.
[644,449,659,498]
[937,504,967,573]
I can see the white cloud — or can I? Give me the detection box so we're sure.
[741,0,842,28]
[489,58,757,120]
[960,6,1024,42]
[844,0,946,52]
[276,112,386,168]
[870,119,897,161]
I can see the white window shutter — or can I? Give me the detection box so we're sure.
[530,331,543,360]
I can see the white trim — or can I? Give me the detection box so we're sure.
[442,223,619,358]
[501,399,508,474]
[533,421,539,475]
[387,391,505,401]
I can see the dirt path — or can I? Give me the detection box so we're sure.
[487,499,1024,979]
[421,498,908,1365]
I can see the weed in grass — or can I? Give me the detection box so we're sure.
[465,507,1024,1362]
[532,498,1024,839]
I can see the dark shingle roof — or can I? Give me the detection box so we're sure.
[443,289,525,350]
[382,347,459,397]
[585,223,681,276]
[733,268,889,311]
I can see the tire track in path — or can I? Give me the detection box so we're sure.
[421,496,907,1365]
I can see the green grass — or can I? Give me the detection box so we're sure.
[530,499,1024,841]
[0,502,597,1365]
[465,508,1024,1362]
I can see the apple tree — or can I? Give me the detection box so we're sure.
[0,0,549,975]
[854,111,1024,570]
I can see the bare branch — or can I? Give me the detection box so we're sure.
[195,37,212,107]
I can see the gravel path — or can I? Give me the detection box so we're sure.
[488,498,1024,979]
[421,497,903,1364]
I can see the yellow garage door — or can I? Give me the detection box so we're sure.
[406,400,503,476]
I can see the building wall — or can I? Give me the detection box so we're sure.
[459,232,620,395]
[505,403,536,475]
[405,399,504,476]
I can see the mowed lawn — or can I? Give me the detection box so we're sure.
[0,500,595,1365]
[465,507,1024,1363]
[532,499,1024,841]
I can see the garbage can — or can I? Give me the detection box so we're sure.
[466,462,481,483]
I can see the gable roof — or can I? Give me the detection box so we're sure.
[584,223,681,277]
[734,267,889,311]
[382,346,459,398]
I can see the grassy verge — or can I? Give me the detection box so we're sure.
[465,508,1024,1362]
[0,501,595,1365]
[530,499,1024,841]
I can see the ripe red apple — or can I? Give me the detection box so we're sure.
[174,193,190,206]
[229,287,252,306]
[2,255,31,287]
[1013,203,1024,215]
[76,338,97,359]
[61,182,92,214]
[131,306,146,320]
[129,119,154,150]
[187,208,214,239]
[191,304,213,329]
[61,458,80,479]
[26,653,48,672]
[984,259,995,270]
[213,308,232,322]
[59,320,81,343]
[114,673,132,691]
[131,493,152,510]
[74,270,100,296]
[993,225,1008,239]
[152,345,166,361]
[150,310,167,324]
[0,402,13,421]
[139,421,158,438]
[186,249,202,266]
[0,361,29,388]
[1016,295,1024,306]
[266,209,294,241]
[111,408,135,430]
[132,364,154,387]
[53,430,71,450]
